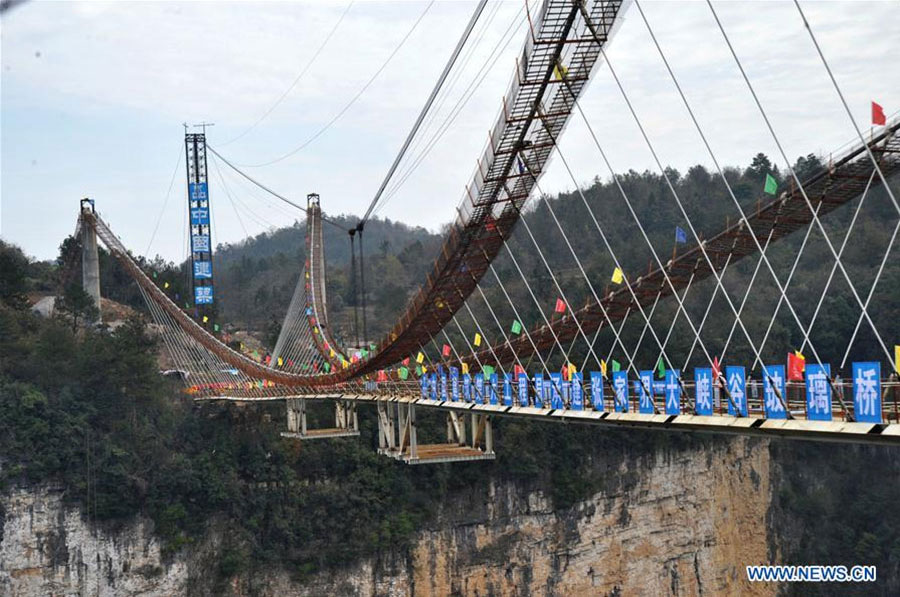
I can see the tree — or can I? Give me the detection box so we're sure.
[0,241,29,309]
[56,282,99,331]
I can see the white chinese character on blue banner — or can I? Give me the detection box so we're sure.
[639,370,654,414]
[549,373,563,409]
[450,367,460,402]
[762,364,787,419]
[193,260,212,279]
[665,369,681,415]
[852,361,881,423]
[805,363,832,421]
[503,374,513,406]
[440,371,448,401]
[726,365,747,416]
[489,373,499,405]
[613,371,628,412]
[474,374,485,404]
[189,182,208,201]
[517,374,529,407]
[190,207,210,226]
[194,286,213,305]
[590,372,604,412]
[420,374,428,399]
[463,374,471,402]
[192,234,210,253]
[534,374,545,408]
[429,373,438,400]
[570,372,584,410]
[694,368,713,415]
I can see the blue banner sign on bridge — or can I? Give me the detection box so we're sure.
[518,374,529,407]
[189,182,208,203]
[534,374,544,408]
[590,372,604,412]
[665,369,680,415]
[571,372,584,410]
[503,374,513,406]
[194,286,213,305]
[489,373,499,405]
[695,368,713,415]
[762,364,787,419]
[805,364,832,421]
[639,370,653,414]
[420,374,428,399]
[474,374,485,404]
[549,373,563,409]
[852,361,881,423]
[726,366,748,416]
[613,371,628,412]
[463,374,471,402]
[191,233,211,253]
[429,373,438,401]
[440,370,448,401]
[450,367,460,402]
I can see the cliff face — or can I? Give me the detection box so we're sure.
[1,436,776,597]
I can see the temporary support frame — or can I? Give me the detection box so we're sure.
[281,397,360,440]
[377,401,496,464]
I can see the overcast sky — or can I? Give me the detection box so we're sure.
[2,0,897,262]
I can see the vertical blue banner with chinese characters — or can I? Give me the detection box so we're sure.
[450,367,460,402]
[518,374,529,407]
[665,369,681,415]
[534,374,545,408]
[440,370,448,401]
[805,364,832,421]
[694,368,713,415]
[762,364,787,419]
[474,374,485,404]
[852,361,881,423]
[613,371,628,413]
[549,373,563,409]
[726,365,748,416]
[570,372,584,410]
[420,374,428,399]
[590,372,604,412]
[639,370,654,414]
[463,374,472,402]
[503,374,513,406]
[489,373,499,405]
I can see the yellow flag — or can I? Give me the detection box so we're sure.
[277,357,283,367]
[164,281,169,289]
[422,365,428,374]
[553,63,569,81]
[416,352,425,364]
[202,315,209,323]
[895,345,900,374]
[601,359,607,376]
[795,349,804,360]
[305,271,309,279]
[474,333,482,347]
[342,360,348,369]
[329,349,335,358]
[567,362,577,378]
[611,267,624,284]
[462,362,469,375]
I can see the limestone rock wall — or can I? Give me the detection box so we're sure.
[1,437,775,596]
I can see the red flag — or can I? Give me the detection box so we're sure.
[514,364,525,377]
[872,101,886,126]
[485,216,496,232]
[554,298,566,314]
[402,357,410,366]
[377,370,387,382]
[712,356,721,383]
[562,364,570,381]
[788,352,806,381]
[442,344,451,357]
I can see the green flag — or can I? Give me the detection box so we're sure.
[398,366,409,380]
[214,323,220,332]
[611,359,621,373]
[656,355,666,379]
[483,365,495,377]
[764,173,777,195]
[324,362,331,372]
[510,320,522,334]
[416,365,423,376]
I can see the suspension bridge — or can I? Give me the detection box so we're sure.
[70,0,900,463]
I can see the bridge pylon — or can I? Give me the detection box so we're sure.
[80,198,101,323]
